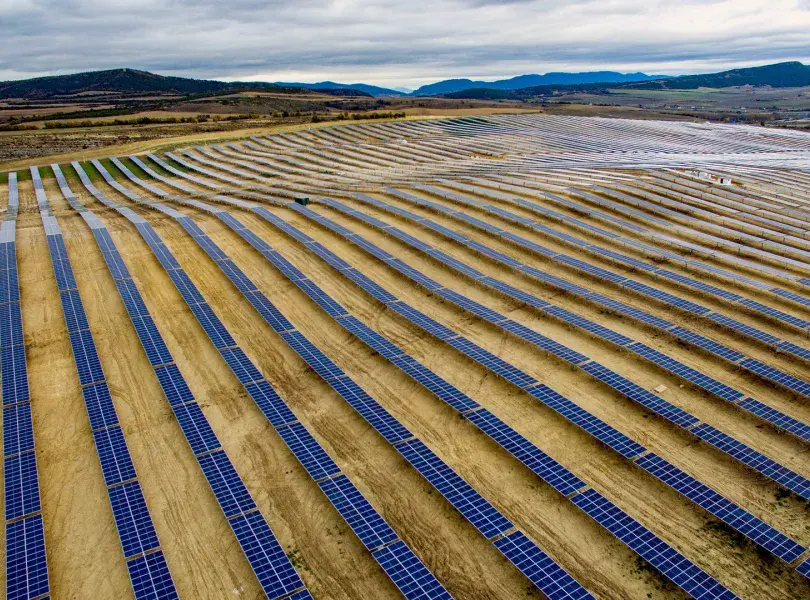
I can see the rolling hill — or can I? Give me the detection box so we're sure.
[623,61,810,90]
[275,81,405,97]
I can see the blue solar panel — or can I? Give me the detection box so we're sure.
[494,531,595,600]
[446,336,537,388]
[426,249,487,280]
[5,514,49,600]
[635,453,805,562]
[350,234,398,262]
[771,287,810,309]
[387,229,434,253]
[132,315,173,367]
[59,289,89,333]
[328,376,413,444]
[318,473,399,550]
[0,302,24,347]
[218,259,258,293]
[0,265,21,303]
[194,234,230,262]
[296,278,349,317]
[337,315,404,360]
[435,288,507,324]
[797,557,810,578]
[198,450,257,518]
[499,320,589,365]
[596,248,658,272]
[46,235,68,261]
[286,590,315,600]
[556,255,628,285]
[4,451,41,521]
[277,422,340,481]
[83,382,119,431]
[343,268,399,303]
[3,402,35,457]
[115,280,149,318]
[154,364,195,406]
[245,291,296,333]
[220,347,264,384]
[146,241,181,271]
[126,549,179,600]
[396,438,513,539]
[229,510,306,600]
[68,330,104,386]
[372,540,453,600]
[586,293,675,330]
[502,232,559,258]
[388,354,480,412]
[102,249,131,281]
[93,425,138,486]
[465,408,586,496]
[739,358,810,397]
[525,385,645,459]
[1,344,29,407]
[167,270,205,305]
[51,258,77,291]
[656,270,744,302]
[739,298,810,330]
[622,280,711,315]
[542,305,634,346]
[173,402,222,455]
[478,276,551,310]
[707,314,780,345]
[737,397,810,442]
[245,381,298,428]
[571,488,734,600]
[189,302,235,349]
[627,342,744,401]
[691,424,810,501]
[667,326,745,363]
[108,481,161,558]
[580,361,699,428]
[281,330,345,380]
[776,340,810,362]
[388,259,444,291]
[387,302,459,340]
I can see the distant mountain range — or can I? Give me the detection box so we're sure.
[2,62,809,102]
[0,68,371,99]
[275,81,406,97]
[410,71,668,96]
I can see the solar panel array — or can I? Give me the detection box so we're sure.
[379,186,810,398]
[33,165,178,600]
[65,162,309,600]
[3,172,51,600]
[76,159,454,600]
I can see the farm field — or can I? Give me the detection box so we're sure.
[3,113,810,600]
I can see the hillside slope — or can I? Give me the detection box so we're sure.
[625,61,810,89]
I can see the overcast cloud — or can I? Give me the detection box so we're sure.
[1,0,809,89]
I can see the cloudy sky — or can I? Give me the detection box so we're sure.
[1,0,809,90]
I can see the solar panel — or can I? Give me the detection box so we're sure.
[526,385,645,459]
[739,358,810,397]
[189,302,235,349]
[167,270,205,306]
[4,451,41,520]
[797,557,810,578]
[571,488,734,600]
[344,267,400,303]
[51,258,77,291]
[388,259,444,291]
[296,278,349,317]
[707,314,780,345]
[622,280,711,315]
[372,540,453,600]
[318,473,399,550]
[386,302,459,340]
[198,450,257,518]
[115,280,149,318]
[499,320,589,365]
[194,234,229,262]
[771,287,810,309]
[229,510,306,600]
[580,361,699,428]
[245,291,296,333]
[327,376,414,444]
[277,422,340,481]
[691,424,810,501]
[46,235,68,261]
[0,265,21,303]
[68,330,105,386]
[82,382,119,431]
[132,315,173,367]
[108,481,161,558]
[446,336,538,388]
[102,249,131,281]
[426,249,487,280]
[667,326,745,363]
[59,289,89,334]
[3,402,35,457]
[388,354,480,412]
[173,402,222,455]
[586,293,675,330]
[556,255,628,285]
[543,305,634,346]
[739,298,810,330]
[465,408,586,496]
[776,341,810,362]
[219,347,264,384]
[5,514,49,600]
[350,234,398,262]
[657,270,743,302]
[627,342,744,401]
[244,381,298,428]
[494,531,595,600]
[154,364,195,406]
[126,549,179,600]
[337,315,405,360]
[218,259,258,293]
[435,288,507,324]
[396,438,513,539]
[737,398,810,442]
[281,330,345,380]
[146,241,181,271]
[0,302,24,347]
[93,425,138,486]
[286,590,316,600]
[635,453,805,562]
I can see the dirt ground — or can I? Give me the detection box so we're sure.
[3,115,810,599]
